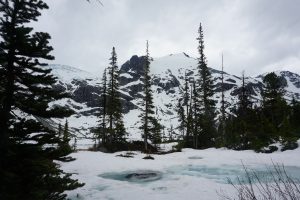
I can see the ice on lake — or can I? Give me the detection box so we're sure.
[167,164,300,183]
[188,156,203,159]
[99,170,163,183]
[64,147,300,200]
[99,164,300,185]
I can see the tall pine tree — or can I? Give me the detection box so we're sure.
[58,122,63,138]
[97,67,108,145]
[176,97,186,139]
[238,72,252,115]
[235,72,254,149]
[262,72,287,127]
[0,1,83,199]
[59,119,73,156]
[262,72,296,148]
[290,96,300,135]
[196,23,216,148]
[106,47,126,145]
[191,80,201,148]
[139,41,161,152]
[217,53,226,146]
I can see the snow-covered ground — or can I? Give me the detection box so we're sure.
[62,143,300,200]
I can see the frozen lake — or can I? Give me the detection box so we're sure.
[62,146,300,200]
[98,164,300,184]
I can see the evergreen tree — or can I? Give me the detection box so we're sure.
[225,72,268,150]
[191,80,201,148]
[223,72,287,151]
[176,72,191,146]
[0,1,83,199]
[59,119,73,155]
[176,97,186,139]
[262,72,287,127]
[290,96,300,135]
[73,137,77,151]
[218,54,226,146]
[196,23,216,148]
[185,83,194,147]
[168,124,175,141]
[262,72,296,148]
[58,123,63,138]
[237,72,252,115]
[183,72,191,141]
[234,72,254,149]
[151,108,162,147]
[139,41,161,152]
[63,120,70,144]
[106,47,126,144]
[97,68,108,145]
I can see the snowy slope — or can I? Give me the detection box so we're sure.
[43,55,300,147]
[49,64,99,85]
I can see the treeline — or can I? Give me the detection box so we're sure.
[94,23,300,153]
[94,42,162,152]
[222,72,300,152]
[94,47,127,151]
[176,24,300,152]
[176,24,217,149]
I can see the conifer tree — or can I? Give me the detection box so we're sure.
[58,123,63,138]
[106,47,126,144]
[183,72,191,139]
[183,71,190,118]
[73,137,77,151]
[219,54,226,145]
[59,119,73,155]
[176,97,186,139]
[0,1,83,199]
[227,72,278,150]
[176,72,191,145]
[190,81,198,148]
[97,68,108,145]
[152,109,162,147]
[63,120,70,144]
[291,96,300,134]
[262,72,296,147]
[196,23,216,148]
[139,41,161,152]
[262,72,287,127]
[185,83,194,147]
[234,72,254,149]
[238,72,252,115]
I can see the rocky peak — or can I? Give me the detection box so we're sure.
[120,55,146,75]
[46,56,300,139]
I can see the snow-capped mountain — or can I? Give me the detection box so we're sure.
[47,53,300,142]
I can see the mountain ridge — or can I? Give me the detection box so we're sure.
[46,53,300,143]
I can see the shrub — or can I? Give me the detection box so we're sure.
[219,163,300,200]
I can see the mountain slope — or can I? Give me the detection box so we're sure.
[46,54,300,145]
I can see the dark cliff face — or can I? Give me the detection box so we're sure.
[71,79,101,107]
[280,71,300,88]
[51,58,145,114]
[120,55,146,76]
[120,56,181,97]
[119,56,146,99]
[51,58,300,121]
[153,71,180,92]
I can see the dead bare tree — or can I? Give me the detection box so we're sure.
[219,163,300,200]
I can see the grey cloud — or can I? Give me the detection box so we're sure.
[33,0,300,76]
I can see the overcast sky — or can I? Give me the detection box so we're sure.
[33,0,300,76]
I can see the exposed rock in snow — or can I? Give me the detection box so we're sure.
[41,54,300,144]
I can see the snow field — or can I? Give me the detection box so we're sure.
[62,142,300,200]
